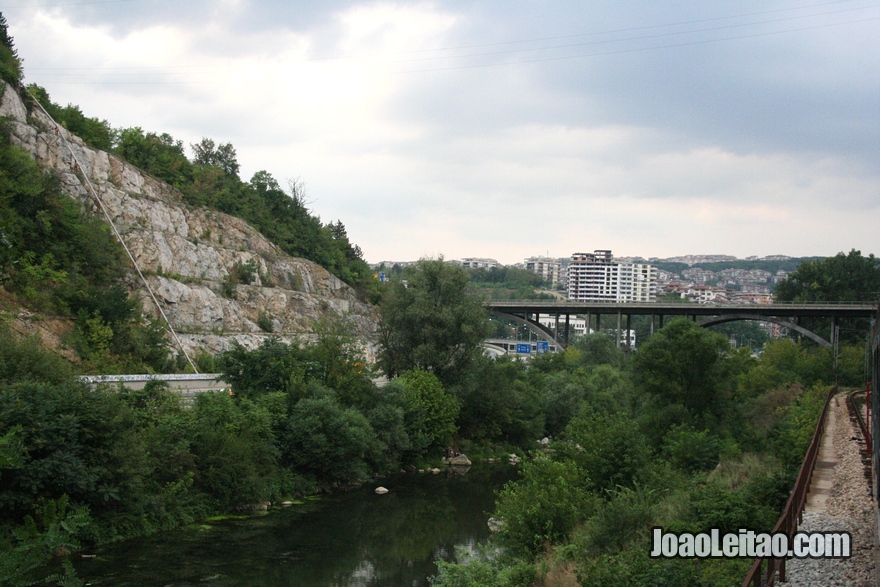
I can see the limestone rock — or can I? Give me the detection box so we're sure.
[0,82,378,358]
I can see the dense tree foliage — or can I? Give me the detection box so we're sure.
[28,85,114,152]
[631,318,731,417]
[465,266,557,300]
[397,369,459,450]
[0,298,856,586]
[776,249,880,302]
[378,259,489,385]
[434,320,841,587]
[775,249,879,343]
[0,127,169,372]
[0,12,22,87]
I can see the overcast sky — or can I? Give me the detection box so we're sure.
[4,0,879,264]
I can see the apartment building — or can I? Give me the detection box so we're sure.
[567,250,657,302]
[525,256,562,287]
[457,257,500,269]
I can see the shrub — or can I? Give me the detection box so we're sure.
[257,311,274,333]
[562,408,649,492]
[494,457,597,558]
[662,424,721,474]
[281,396,382,485]
[398,369,459,450]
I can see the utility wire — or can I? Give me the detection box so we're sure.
[391,15,880,74]
[22,0,880,80]
[383,5,880,65]
[5,0,137,8]
[311,0,880,60]
[27,89,200,374]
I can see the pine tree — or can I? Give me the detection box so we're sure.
[0,12,23,85]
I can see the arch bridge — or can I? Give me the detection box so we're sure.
[487,300,877,351]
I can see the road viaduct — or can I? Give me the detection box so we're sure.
[487,300,877,351]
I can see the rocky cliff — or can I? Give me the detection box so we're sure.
[0,82,378,358]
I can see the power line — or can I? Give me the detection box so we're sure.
[382,4,880,65]
[20,2,879,83]
[390,15,880,74]
[4,0,137,8]
[311,0,880,60]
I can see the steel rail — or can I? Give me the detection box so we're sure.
[741,386,838,587]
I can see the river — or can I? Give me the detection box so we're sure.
[73,464,518,586]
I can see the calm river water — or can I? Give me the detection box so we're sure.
[74,465,518,587]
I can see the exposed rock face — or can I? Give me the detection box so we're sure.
[0,83,378,358]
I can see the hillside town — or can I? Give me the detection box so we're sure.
[373,251,799,306]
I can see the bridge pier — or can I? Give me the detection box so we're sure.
[830,316,838,347]
[616,311,621,349]
[626,313,632,352]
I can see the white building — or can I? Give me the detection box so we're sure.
[538,314,589,337]
[566,250,657,302]
[457,257,500,269]
[525,256,562,287]
[536,315,637,347]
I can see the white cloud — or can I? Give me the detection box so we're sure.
[5,1,878,265]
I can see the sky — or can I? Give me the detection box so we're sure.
[3,0,879,265]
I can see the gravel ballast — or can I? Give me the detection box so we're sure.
[777,396,876,587]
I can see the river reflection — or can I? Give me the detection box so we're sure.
[75,465,517,587]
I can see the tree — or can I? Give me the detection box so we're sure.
[775,249,880,302]
[631,318,731,418]
[775,249,879,343]
[454,355,544,445]
[0,12,22,85]
[377,258,489,385]
[114,127,193,187]
[398,369,459,450]
[190,137,240,176]
[282,396,382,484]
[570,331,624,369]
[219,338,311,399]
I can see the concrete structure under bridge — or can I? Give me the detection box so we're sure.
[487,300,877,351]
[79,374,230,402]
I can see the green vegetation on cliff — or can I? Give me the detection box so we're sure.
[0,119,170,373]
[25,85,374,296]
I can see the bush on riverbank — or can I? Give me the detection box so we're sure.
[0,316,856,586]
[433,319,842,587]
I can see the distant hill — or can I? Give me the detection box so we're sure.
[651,257,820,276]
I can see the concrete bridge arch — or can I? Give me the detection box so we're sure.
[490,309,833,350]
[699,314,831,348]
[490,310,567,348]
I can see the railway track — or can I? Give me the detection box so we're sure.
[844,388,872,490]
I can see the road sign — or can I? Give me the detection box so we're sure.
[516,343,531,354]
[537,341,549,354]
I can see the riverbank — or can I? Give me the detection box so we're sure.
[70,465,519,586]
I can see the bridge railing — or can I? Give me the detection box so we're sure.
[741,385,837,587]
